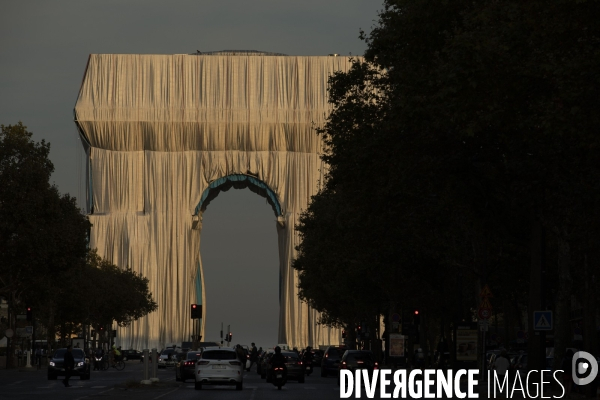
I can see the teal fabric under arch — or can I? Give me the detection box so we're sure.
[195,174,282,216]
[195,260,202,306]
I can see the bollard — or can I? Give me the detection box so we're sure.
[151,348,159,382]
[25,350,33,368]
[141,349,151,384]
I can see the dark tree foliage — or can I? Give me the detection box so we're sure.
[0,122,56,299]
[0,122,157,345]
[52,251,158,332]
[294,0,600,358]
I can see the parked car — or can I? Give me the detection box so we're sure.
[266,351,305,383]
[176,350,203,382]
[194,347,243,390]
[321,346,347,377]
[338,350,378,380]
[158,347,182,368]
[121,349,142,361]
[48,348,91,380]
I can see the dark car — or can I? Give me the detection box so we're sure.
[321,346,346,377]
[122,349,142,361]
[175,350,202,382]
[339,350,378,375]
[266,351,305,383]
[48,348,91,380]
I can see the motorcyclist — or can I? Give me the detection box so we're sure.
[269,346,287,380]
[303,346,313,367]
[302,346,313,363]
[94,347,104,371]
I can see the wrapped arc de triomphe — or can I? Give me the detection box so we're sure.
[74,51,357,350]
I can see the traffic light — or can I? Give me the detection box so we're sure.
[26,307,32,321]
[191,304,202,319]
[356,324,362,334]
[413,309,420,325]
[227,332,232,342]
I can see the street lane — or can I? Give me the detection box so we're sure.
[0,363,342,400]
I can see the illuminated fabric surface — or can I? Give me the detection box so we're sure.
[75,53,357,350]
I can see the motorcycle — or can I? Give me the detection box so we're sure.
[303,359,313,376]
[271,366,286,390]
[94,355,103,371]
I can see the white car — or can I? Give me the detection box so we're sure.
[195,347,243,390]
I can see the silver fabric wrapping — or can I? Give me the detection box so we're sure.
[75,54,358,350]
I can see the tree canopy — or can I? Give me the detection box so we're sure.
[293,0,600,360]
[0,122,157,345]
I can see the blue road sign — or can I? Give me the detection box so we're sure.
[534,311,553,331]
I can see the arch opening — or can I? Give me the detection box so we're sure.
[196,188,280,347]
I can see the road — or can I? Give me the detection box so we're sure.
[1,362,555,399]
[0,363,342,400]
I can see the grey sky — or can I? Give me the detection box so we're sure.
[1,0,379,349]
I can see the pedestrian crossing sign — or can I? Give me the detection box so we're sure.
[534,311,553,331]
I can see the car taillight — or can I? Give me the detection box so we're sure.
[374,362,379,370]
[185,361,194,366]
[275,367,283,371]
[230,361,241,365]
[197,361,209,365]
[341,361,347,369]
[298,361,303,365]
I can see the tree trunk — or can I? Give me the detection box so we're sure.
[582,253,597,397]
[553,235,572,371]
[527,219,543,371]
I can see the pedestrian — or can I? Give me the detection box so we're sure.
[249,343,258,370]
[493,350,510,398]
[35,347,42,370]
[63,345,75,387]
[235,345,246,371]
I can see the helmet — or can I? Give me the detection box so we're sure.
[274,346,281,354]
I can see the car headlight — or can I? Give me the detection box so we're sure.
[77,362,84,367]
[49,361,55,366]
